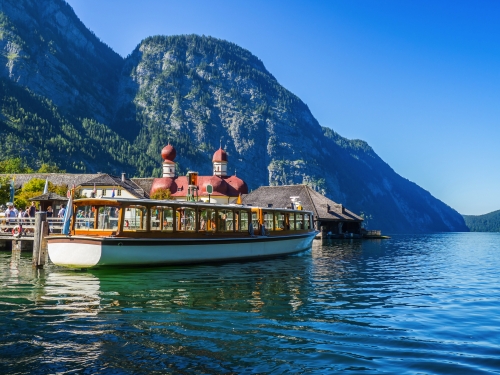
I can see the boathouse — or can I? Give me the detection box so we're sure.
[242,185,363,237]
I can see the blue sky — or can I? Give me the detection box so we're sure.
[66,0,500,215]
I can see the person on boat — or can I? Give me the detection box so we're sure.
[261,223,266,236]
[249,221,254,236]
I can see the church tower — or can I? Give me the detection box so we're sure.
[161,143,176,178]
[212,147,228,177]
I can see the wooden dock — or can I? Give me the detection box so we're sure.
[0,214,63,267]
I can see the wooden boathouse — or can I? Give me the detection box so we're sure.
[242,185,363,238]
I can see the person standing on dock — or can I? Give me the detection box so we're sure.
[28,201,36,225]
[4,202,18,228]
[47,206,54,233]
[58,204,66,218]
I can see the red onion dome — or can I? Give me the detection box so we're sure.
[161,144,176,161]
[150,177,177,195]
[212,147,227,162]
[225,176,248,194]
[203,176,228,195]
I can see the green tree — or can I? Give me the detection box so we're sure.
[150,188,171,200]
[38,163,65,173]
[0,158,34,173]
[22,178,46,193]
[0,176,11,205]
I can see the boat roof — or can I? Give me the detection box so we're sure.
[73,197,313,214]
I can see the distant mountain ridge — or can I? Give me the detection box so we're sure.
[0,0,468,233]
[463,210,500,232]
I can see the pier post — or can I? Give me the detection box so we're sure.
[33,212,48,269]
[13,240,23,251]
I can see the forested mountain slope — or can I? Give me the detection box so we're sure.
[0,0,468,233]
[463,211,500,232]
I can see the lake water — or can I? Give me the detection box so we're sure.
[1,233,499,374]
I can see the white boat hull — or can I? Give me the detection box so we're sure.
[48,232,317,268]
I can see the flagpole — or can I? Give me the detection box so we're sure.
[9,177,15,203]
[62,186,74,235]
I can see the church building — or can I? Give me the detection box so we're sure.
[150,143,248,204]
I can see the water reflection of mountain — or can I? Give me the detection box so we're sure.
[308,239,394,319]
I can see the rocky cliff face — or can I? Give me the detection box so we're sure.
[0,0,122,123]
[0,1,468,233]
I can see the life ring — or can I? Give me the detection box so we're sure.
[12,225,22,238]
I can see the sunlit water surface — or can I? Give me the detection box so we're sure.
[1,233,499,374]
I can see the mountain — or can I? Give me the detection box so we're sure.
[0,0,159,176]
[463,211,500,232]
[0,0,468,233]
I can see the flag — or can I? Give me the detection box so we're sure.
[43,178,48,194]
[9,177,15,203]
[62,193,73,235]
[111,188,115,198]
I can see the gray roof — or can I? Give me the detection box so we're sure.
[29,192,68,202]
[79,174,150,199]
[131,178,154,195]
[242,185,363,222]
[1,173,101,189]
[1,173,149,199]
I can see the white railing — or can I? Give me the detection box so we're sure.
[0,217,65,234]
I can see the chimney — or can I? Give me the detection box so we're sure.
[121,173,126,182]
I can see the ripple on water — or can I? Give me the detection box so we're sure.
[1,233,500,374]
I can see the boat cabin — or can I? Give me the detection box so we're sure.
[69,198,314,238]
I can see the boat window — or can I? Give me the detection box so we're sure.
[199,208,215,232]
[124,205,147,231]
[296,213,304,230]
[218,209,233,232]
[275,212,285,230]
[289,213,296,230]
[161,207,174,232]
[263,211,273,231]
[74,205,95,230]
[304,213,310,230]
[251,212,259,231]
[98,206,119,230]
[150,207,162,231]
[239,211,249,232]
[178,207,196,232]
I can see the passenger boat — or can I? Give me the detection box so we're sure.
[47,198,318,268]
